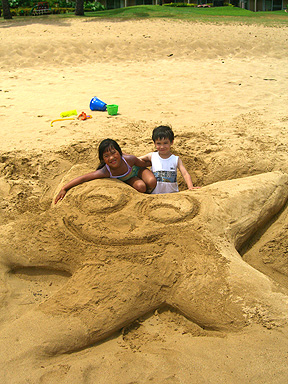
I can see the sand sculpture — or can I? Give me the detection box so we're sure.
[0,171,288,370]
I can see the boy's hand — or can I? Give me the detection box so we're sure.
[54,189,66,204]
[188,186,201,190]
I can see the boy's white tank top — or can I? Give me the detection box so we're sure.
[151,152,179,194]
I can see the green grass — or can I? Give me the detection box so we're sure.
[82,5,288,26]
[2,6,288,27]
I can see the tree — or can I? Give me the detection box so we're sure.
[2,0,13,19]
[75,0,84,15]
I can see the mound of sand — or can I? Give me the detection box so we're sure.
[0,17,288,384]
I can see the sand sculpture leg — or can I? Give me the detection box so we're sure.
[0,259,171,366]
[169,241,288,331]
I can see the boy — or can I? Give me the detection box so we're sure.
[140,125,198,194]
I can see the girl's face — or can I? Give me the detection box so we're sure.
[103,146,121,168]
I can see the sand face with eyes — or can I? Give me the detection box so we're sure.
[0,171,288,373]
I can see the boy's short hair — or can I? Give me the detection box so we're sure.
[152,125,174,142]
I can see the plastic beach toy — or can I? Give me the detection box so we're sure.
[60,109,77,118]
[50,111,92,126]
[77,112,92,121]
[107,104,118,116]
[90,97,107,111]
[50,118,75,127]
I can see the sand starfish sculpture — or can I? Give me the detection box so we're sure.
[0,171,288,365]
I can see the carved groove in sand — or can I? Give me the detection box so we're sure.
[135,194,199,223]
[63,184,199,245]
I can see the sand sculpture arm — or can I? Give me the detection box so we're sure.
[54,168,109,204]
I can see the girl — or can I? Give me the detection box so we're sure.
[54,139,156,204]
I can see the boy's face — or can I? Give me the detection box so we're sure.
[154,137,173,157]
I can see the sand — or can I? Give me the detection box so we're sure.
[0,16,288,384]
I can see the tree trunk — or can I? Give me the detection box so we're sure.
[2,0,13,19]
[75,0,84,15]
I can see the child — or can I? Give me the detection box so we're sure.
[140,125,198,194]
[54,138,156,204]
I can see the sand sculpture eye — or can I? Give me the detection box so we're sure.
[137,195,199,224]
[74,184,131,215]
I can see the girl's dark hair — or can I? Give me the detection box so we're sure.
[97,139,122,170]
[152,125,174,142]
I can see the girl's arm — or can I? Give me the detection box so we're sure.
[177,158,199,190]
[54,167,108,204]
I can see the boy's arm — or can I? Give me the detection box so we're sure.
[124,154,150,168]
[138,153,152,167]
[54,168,108,204]
[177,158,199,190]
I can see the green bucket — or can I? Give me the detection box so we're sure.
[107,104,118,116]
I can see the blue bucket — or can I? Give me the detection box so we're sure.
[90,97,107,111]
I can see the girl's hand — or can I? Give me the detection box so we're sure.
[54,189,66,204]
[188,186,201,190]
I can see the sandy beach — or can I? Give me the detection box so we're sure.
[0,17,288,383]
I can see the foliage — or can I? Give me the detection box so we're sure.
[52,7,74,13]
[18,7,31,14]
[4,0,77,15]
[3,0,104,15]
[9,0,35,7]
[9,0,19,8]
[8,0,76,7]
[165,2,213,6]
[164,2,193,6]
[53,0,75,7]
[84,1,105,11]
[9,8,17,15]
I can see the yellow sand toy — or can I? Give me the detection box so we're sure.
[51,111,92,127]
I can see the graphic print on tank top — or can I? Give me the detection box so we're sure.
[151,152,179,194]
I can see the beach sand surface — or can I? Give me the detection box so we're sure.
[0,17,288,384]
